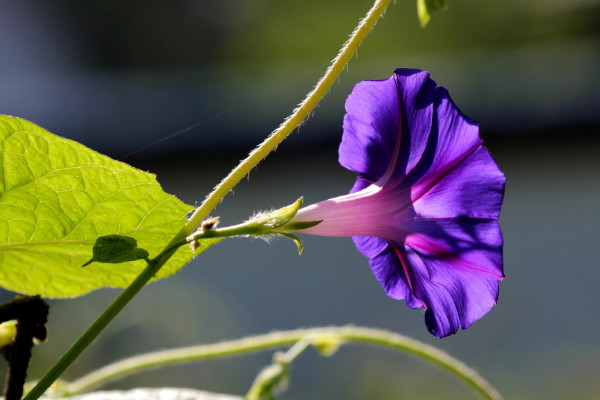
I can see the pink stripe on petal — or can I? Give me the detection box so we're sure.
[405,233,504,279]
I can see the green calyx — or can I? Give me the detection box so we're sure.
[187,197,321,254]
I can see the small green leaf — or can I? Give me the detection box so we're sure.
[82,235,149,267]
[417,0,447,27]
[0,116,219,298]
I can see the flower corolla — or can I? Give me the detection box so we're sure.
[290,69,505,338]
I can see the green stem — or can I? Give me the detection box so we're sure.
[63,326,502,400]
[244,338,312,400]
[23,235,185,400]
[182,0,393,236]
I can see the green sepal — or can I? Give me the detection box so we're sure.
[82,235,150,267]
[278,220,322,231]
[252,197,304,230]
[417,0,447,27]
[277,232,304,255]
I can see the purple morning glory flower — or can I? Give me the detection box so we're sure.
[290,69,505,338]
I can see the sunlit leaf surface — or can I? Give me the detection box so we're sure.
[0,116,216,297]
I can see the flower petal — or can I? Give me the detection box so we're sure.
[340,69,490,192]
[368,243,425,309]
[339,76,400,182]
[398,84,493,194]
[353,236,388,259]
[391,69,438,180]
[404,218,504,279]
[401,240,501,338]
[367,217,502,338]
[410,146,505,219]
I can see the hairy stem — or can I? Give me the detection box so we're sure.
[183,0,393,235]
[64,326,502,400]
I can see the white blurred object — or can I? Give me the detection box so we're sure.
[41,388,242,400]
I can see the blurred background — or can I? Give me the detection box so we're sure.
[1,0,600,399]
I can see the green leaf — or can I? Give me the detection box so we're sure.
[82,235,149,267]
[0,116,218,298]
[417,0,447,27]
